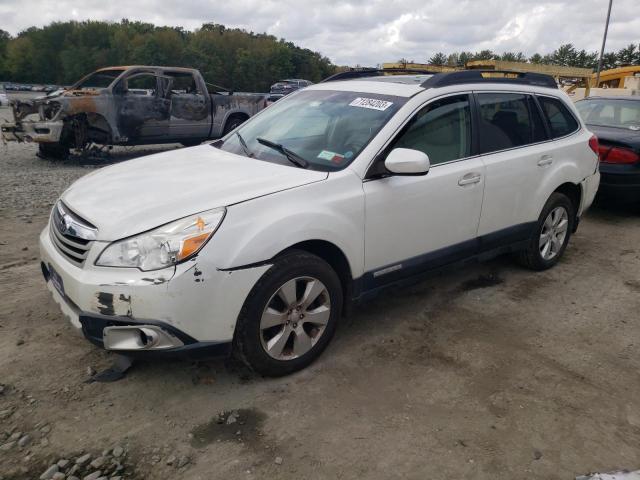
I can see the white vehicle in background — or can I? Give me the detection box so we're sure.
[40,69,600,376]
[0,87,9,107]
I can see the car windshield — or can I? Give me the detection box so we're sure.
[576,98,640,130]
[74,69,123,90]
[216,89,406,171]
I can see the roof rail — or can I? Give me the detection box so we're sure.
[420,70,558,89]
[321,68,439,83]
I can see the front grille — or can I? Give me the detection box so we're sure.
[50,202,96,267]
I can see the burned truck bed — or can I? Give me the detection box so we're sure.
[1,66,269,158]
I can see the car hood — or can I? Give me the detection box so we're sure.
[61,145,328,240]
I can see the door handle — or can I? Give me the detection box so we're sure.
[458,173,482,186]
[538,155,553,167]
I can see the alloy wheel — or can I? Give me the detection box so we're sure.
[539,206,569,260]
[259,276,331,360]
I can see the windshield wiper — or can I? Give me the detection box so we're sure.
[236,132,254,157]
[257,137,309,169]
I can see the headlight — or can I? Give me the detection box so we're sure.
[95,208,225,271]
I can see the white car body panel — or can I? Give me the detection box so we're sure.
[363,157,485,272]
[210,169,365,275]
[61,145,327,240]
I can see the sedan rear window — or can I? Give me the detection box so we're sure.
[576,98,640,130]
[217,90,407,171]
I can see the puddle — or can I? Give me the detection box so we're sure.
[190,408,266,448]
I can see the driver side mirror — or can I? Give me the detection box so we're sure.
[384,148,430,175]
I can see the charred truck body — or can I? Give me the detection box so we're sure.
[1,66,269,158]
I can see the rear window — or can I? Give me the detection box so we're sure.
[575,98,640,130]
[477,93,547,154]
[538,96,579,138]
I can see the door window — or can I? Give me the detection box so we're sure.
[477,93,546,153]
[538,96,579,138]
[165,72,200,95]
[124,74,157,95]
[390,94,472,165]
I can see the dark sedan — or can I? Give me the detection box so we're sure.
[576,96,640,204]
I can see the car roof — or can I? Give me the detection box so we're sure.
[308,78,426,97]
[579,96,640,102]
[308,75,562,98]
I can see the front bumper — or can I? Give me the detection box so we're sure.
[39,225,270,356]
[1,120,63,143]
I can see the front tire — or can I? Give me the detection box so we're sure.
[234,250,343,377]
[517,192,575,270]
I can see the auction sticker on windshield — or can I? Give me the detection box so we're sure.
[349,97,393,111]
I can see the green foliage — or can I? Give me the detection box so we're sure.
[428,52,447,66]
[431,43,640,71]
[1,20,335,90]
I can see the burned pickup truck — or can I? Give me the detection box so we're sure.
[1,66,269,158]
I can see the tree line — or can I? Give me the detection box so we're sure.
[1,19,639,91]
[419,43,640,70]
[0,20,335,91]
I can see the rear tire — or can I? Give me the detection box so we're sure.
[234,250,343,377]
[37,142,69,160]
[517,192,575,271]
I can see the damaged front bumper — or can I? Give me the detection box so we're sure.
[39,225,270,357]
[1,120,64,143]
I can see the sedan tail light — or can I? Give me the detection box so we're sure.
[598,145,640,164]
[588,134,599,155]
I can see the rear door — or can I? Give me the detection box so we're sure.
[363,93,485,289]
[474,91,551,247]
[165,70,212,140]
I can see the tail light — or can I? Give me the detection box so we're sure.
[599,145,640,164]
[588,134,599,155]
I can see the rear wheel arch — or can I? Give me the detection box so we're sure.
[553,182,582,223]
[222,112,250,135]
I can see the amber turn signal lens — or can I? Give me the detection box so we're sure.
[177,232,210,261]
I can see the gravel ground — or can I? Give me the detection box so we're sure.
[1,104,640,480]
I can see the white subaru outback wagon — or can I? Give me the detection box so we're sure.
[40,70,600,376]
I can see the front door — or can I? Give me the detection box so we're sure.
[114,72,170,143]
[165,71,212,140]
[363,94,485,290]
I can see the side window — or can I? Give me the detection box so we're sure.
[124,74,157,95]
[477,93,546,154]
[538,96,579,138]
[391,94,472,165]
[165,72,200,95]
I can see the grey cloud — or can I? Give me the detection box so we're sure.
[0,0,638,66]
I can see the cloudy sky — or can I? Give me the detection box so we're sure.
[1,0,638,65]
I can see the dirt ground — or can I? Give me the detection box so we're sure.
[1,104,640,480]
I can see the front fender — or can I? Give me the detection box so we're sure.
[207,170,365,277]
